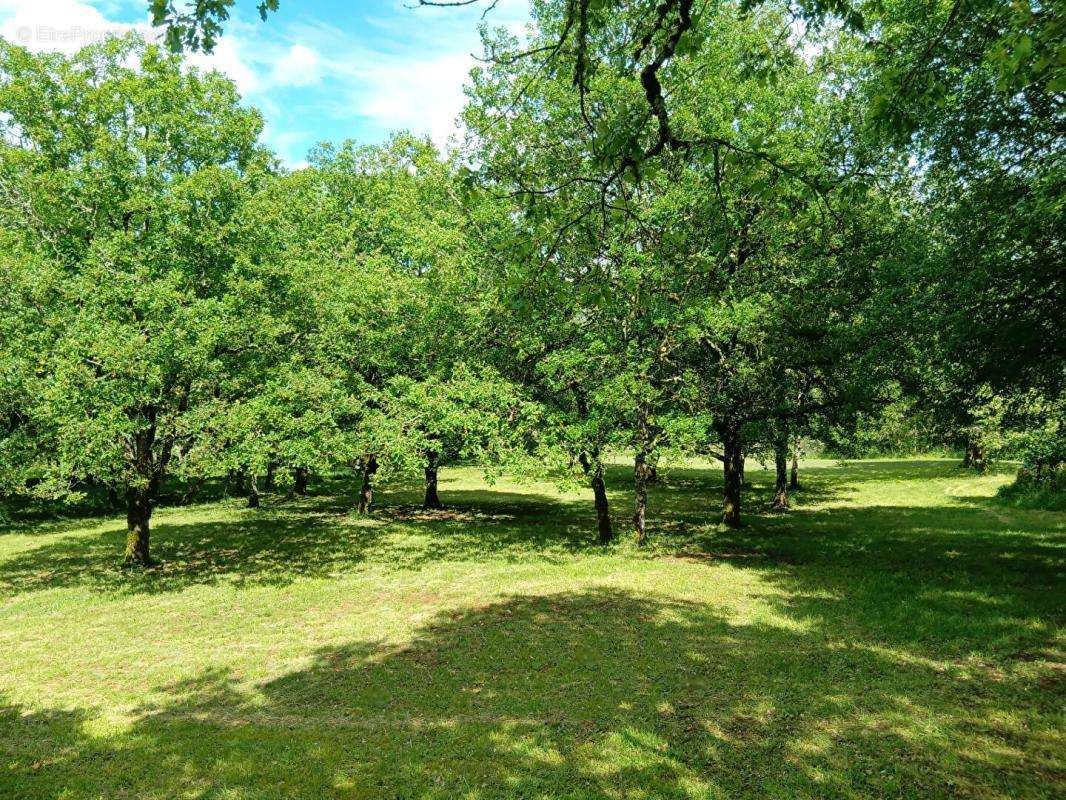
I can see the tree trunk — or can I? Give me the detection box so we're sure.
[721,424,742,527]
[294,466,308,495]
[790,440,799,491]
[772,437,790,511]
[423,451,442,509]
[739,452,747,487]
[180,475,205,505]
[963,440,986,473]
[263,461,277,492]
[633,449,650,545]
[580,450,613,544]
[633,406,653,545]
[122,486,154,567]
[247,472,260,508]
[357,455,378,514]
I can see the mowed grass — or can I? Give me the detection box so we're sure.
[0,458,1063,799]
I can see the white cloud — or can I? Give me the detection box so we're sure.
[263,127,312,169]
[272,43,320,87]
[0,0,147,54]
[186,35,262,96]
[347,51,473,149]
[0,0,531,155]
[0,1,318,100]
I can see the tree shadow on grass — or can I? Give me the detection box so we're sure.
[3,588,1062,799]
[0,486,613,596]
[694,501,1064,662]
[0,458,1057,600]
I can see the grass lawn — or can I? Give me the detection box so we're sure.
[0,458,1063,799]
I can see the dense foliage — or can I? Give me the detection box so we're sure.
[0,0,1061,565]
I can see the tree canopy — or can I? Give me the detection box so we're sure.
[0,0,1061,565]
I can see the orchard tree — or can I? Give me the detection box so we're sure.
[465,1,904,532]
[306,136,543,512]
[0,36,274,566]
[865,0,1064,481]
[216,134,541,515]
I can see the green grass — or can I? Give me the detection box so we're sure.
[1,458,1063,799]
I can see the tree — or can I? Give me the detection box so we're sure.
[0,36,273,566]
[209,133,542,517]
[465,1,905,533]
[863,0,1064,485]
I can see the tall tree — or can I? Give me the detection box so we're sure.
[465,0,903,532]
[0,36,273,565]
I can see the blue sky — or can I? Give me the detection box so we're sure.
[0,0,530,166]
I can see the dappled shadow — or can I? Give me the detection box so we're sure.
[0,509,368,596]
[630,459,874,518]
[4,588,1061,798]
[693,501,1064,663]
[3,457,1063,797]
[0,484,613,596]
[0,459,1055,600]
[646,456,975,486]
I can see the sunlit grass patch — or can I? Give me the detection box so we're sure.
[1,458,1063,799]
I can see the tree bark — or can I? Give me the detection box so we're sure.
[263,461,277,492]
[123,486,154,567]
[357,455,378,514]
[423,451,442,509]
[739,452,747,487]
[772,436,790,511]
[579,450,613,544]
[633,449,650,545]
[633,410,653,545]
[963,440,986,473]
[294,466,308,495]
[122,412,164,567]
[721,423,742,527]
[790,439,799,491]
[247,472,260,508]
[633,407,653,545]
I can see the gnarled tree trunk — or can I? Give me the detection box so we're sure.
[123,486,154,567]
[963,439,986,473]
[633,449,650,545]
[423,451,442,509]
[181,475,205,505]
[357,455,378,515]
[579,450,613,544]
[293,466,308,495]
[247,472,260,508]
[122,414,165,568]
[721,423,742,527]
[633,407,653,545]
